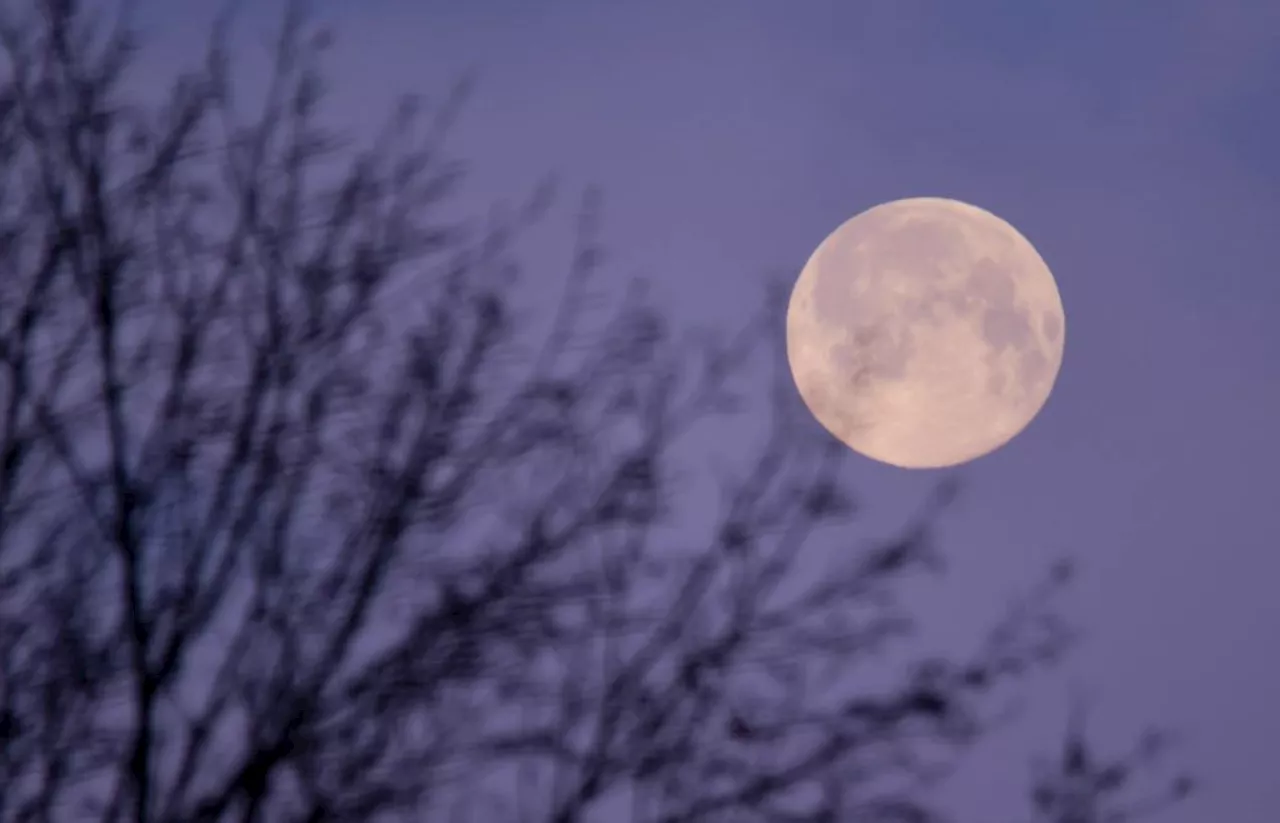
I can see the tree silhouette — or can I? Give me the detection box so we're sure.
[0,2,1191,821]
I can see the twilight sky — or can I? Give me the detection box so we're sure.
[137,2,1279,820]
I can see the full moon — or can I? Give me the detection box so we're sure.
[786,197,1065,469]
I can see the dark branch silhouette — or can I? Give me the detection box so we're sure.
[1027,694,1194,823]
[0,2,1191,822]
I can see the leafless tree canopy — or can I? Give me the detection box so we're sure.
[0,2,1190,821]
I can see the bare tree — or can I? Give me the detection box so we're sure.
[0,2,1190,822]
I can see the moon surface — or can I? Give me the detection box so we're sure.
[786,197,1065,469]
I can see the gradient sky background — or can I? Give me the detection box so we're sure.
[133,2,1279,820]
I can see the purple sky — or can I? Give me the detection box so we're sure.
[139,2,1279,820]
